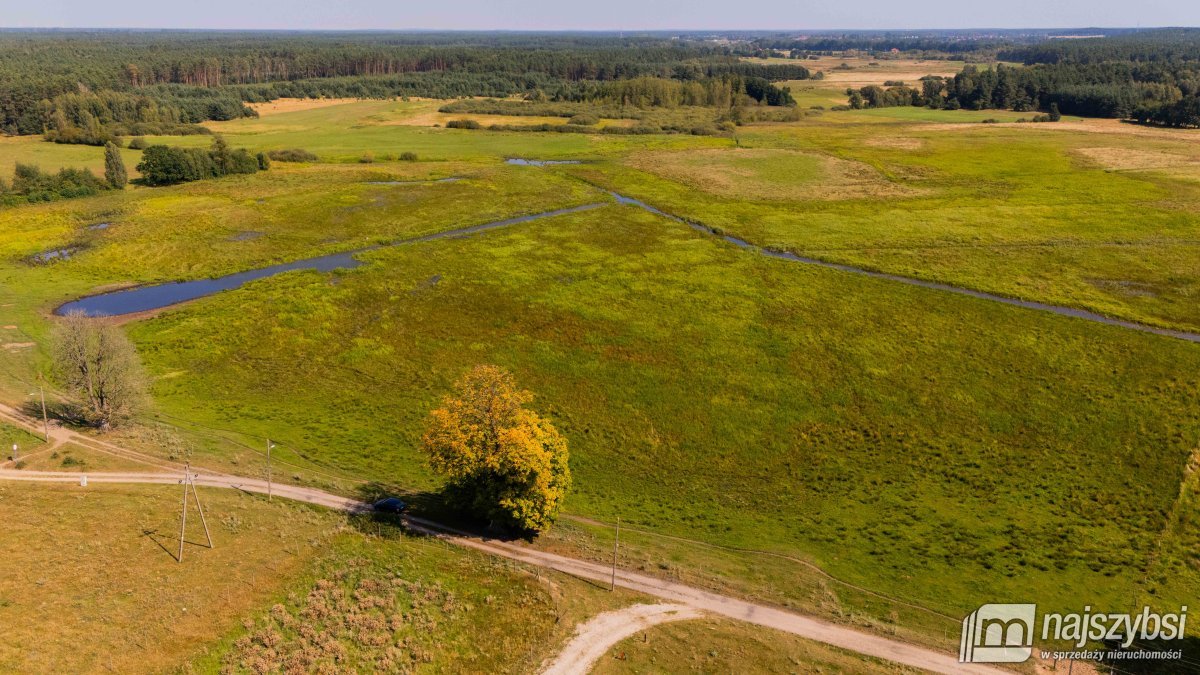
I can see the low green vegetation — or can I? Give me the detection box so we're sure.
[2,88,1199,665]
[122,204,1199,638]
[0,422,43,458]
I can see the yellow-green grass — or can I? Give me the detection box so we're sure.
[578,120,1200,331]
[0,135,144,178]
[2,99,1200,658]
[0,421,45,461]
[592,618,922,674]
[120,205,1200,648]
[187,99,721,163]
[0,161,597,299]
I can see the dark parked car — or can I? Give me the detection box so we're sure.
[372,497,409,514]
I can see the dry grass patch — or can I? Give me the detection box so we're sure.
[863,136,926,151]
[0,482,340,673]
[9,441,161,473]
[923,117,1200,140]
[626,147,919,201]
[246,98,369,116]
[1074,146,1200,171]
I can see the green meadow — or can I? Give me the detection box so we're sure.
[2,97,1199,656]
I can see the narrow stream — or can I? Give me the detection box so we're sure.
[56,203,604,317]
[53,173,1200,343]
[610,193,1200,343]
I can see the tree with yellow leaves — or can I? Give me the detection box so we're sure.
[422,365,571,533]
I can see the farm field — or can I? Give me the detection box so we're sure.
[2,51,1200,671]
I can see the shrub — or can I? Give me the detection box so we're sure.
[127,137,148,150]
[267,148,318,162]
[399,151,418,161]
[567,114,598,126]
[9,163,108,202]
[446,119,481,130]
[137,137,263,186]
[359,152,375,164]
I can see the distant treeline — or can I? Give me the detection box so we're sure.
[836,30,1200,127]
[0,31,808,138]
[999,29,1200,65]
[555,75,795,107]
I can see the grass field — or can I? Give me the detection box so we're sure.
[0,481,629,672]
[2,95,1200,665]
[119,204,1200,639]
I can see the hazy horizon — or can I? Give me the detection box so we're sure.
[4,0,1198,32]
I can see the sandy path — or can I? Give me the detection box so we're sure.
[541,603,703,675]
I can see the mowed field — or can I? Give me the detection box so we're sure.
[2,91,1200,665]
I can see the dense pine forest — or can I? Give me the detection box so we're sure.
[2,29,1199,141]
[0,31,808,140]
[833,29,1200,125]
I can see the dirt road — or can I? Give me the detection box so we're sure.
[0,403,1005,674]
[540,603,703,675]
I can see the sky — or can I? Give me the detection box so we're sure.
[3,0,1197,31]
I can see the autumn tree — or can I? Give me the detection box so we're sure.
[422,365,571,533]
[52,311,146,428]
[104,141,127,188]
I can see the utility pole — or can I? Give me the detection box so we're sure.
[611,516,620,591]
[266,439,274,501]
[177,465,189,563]
[177,463,213,563]
[189,468,213,550]
[37,374,49,442]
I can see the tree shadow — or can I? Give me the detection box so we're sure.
[346,482,535,543]
[18,398,94,430]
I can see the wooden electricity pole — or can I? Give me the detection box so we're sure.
[190,470,213,550]
[610,516,620,591]
[177,467,189,563]
[177,463,213,563]
[266,438,273,501]
[37,374,49,442]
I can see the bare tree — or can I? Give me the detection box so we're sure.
[52,311,146,429]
